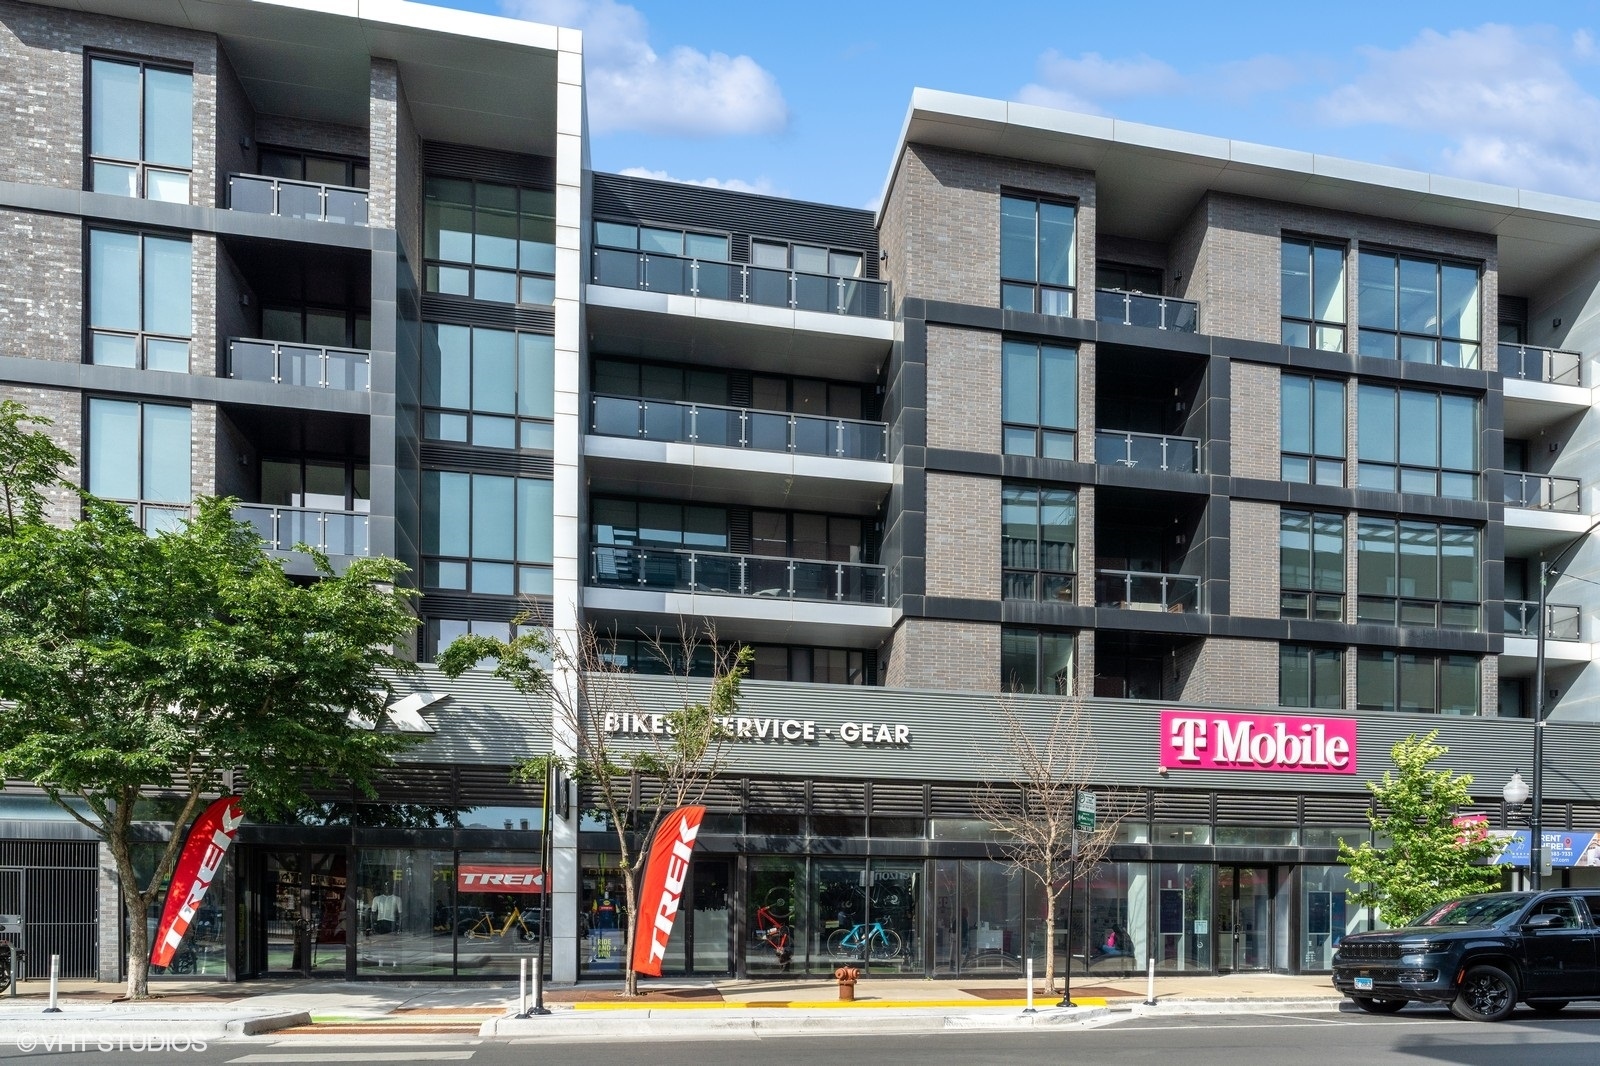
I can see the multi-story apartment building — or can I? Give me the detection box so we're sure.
[3,0,1600,986]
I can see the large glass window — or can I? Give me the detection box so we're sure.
[1356,518,1480,630]
[421,471,552,596]
[1001,628,1074,694]
[1002,338,1076,459]
[1001,484,1077,601]
[1357,384,1478,499]
[1358,250,1480,367]
[1280,644,1345,709]
[425,177,554,305]
[423,325,554,450]
[86,398,191,532]
[1000,194,1076,316]
[87,56,192,203]
[1281,237,1346,350]
[1280,509,1345,620]
[1357,649,1480,715]
[1280,374,1345,485]
[88,229,192,373]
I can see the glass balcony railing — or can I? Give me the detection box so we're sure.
[590,545,887,605]
[235,504,370,557]
[1095,569,1201,613]
[1503,472,1581,512]
[228,338,370,390]
[1095,429,1200,472]
[1095,289,1199,332]
[590,394,888,461]
[1501,344,1581,386]
[1503,600,1581,641]
[228,173,369,225]
[590,248,890,319]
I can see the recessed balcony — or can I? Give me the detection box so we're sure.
[235,504,369,557]
[1095,429,1200,473]
[1502,600,1580,641]
[590,248,890,319]
[1504,473,1581,513]
[1095,290,1198,333]
[1095,569,1200,614]
[1502,344,1581,386]
[228,338,370,390]
[227,173,369,226]
[590,545,886,605]
[590,394,887,462]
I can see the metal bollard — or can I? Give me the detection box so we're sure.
[1023,958,1035,1013]
[1145,956,1156,1006]
[43,955,61,1013]
[518,957,528,1018]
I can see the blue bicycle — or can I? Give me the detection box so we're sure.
[827,920,902,960]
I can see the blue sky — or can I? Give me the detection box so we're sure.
[439,0,1600,211]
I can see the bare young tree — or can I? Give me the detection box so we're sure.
[438,618,751,996]
[970,695,1119,994]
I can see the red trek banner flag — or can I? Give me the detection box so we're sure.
[629,804,706,977]
[151,795,244,968]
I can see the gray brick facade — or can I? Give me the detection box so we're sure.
[0,208,82,364]
[882,617,1001,692]
[925,325,998,451]
[924,472,999,600]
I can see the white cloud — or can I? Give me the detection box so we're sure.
[501,0,788,137]
[1016,49,1301,113]
[1315,24,1600,196]
[616,167,780,196]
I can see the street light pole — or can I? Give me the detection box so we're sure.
[1531,559,1548,890]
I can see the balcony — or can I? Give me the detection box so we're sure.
[1095,569,1200,613]
[1095,290,1198,333]
[590,248,890,319]
[590,394,887,462]
[590,545,886,605]
[236,504,370,557]
[228,173,369,226]
[228,338,370,390]
[1095,429,1200,473]
[1503,600,1581,641]
[1502,344,1581,386]
[1504,473,1581,513]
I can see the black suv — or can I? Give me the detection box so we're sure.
[1332,890,1600,1021]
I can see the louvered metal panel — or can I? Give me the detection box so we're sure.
[372,765,456,806]
[1099,788,1150,825]
[695,779,744,814]
[424,143,554,189]
[746,779,807,814]
[930,784,983,818]
[0,841,99,980]
[810,779,866,814]
[421,594,545,623]
[456,765,539,805]
[1217,793,1299,826]
[421,293,554,332]
[591,173,880,277]
[1151,790,1213,823]
[1303,794,1373,826]
[420,443,553,476]
[869,781,926,818]
[1573,803,1600,830]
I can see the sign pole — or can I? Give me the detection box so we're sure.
[528,760,553,1016]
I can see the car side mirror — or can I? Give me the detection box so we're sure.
[1523,913,1565,930]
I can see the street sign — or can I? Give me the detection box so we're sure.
[1075,790,1097,832]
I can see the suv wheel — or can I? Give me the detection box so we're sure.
[1352,996,1407,1014]
[1526,1000,1569,1014]
[1450,964,1518,1022]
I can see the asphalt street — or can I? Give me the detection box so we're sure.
[4,1004,1600,1066]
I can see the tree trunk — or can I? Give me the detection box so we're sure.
[1043,906,1057,993]
[107,834,152,1000]
[621,862,640,997]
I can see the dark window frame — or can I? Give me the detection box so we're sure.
[1279,509,1345,621]
[425,175,556,305]
[1356,383,1480,500]
[84,226,193,373]
[84,52,194,202]
[1355,516,1481,631]
[1000,191,1077,317]
[1357,247,1482,368]
[1001,336,1078,459]
[1280,373,1346,486]
[1279,643,1346,709]
[1001,483,1078,602]
[1356,648,1481,715]
[1280,235,1347,351]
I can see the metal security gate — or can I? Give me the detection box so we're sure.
[0,841,100,980]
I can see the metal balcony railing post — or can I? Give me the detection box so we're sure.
[736,556,748,595]
[739,265,750,304]
[688,403,698,444]
[786,560,796,596]
[787,415,796,454]
[688,552,697,591]
[689,259,699,298]
[835,419,844,458]
[788,271,797,310]
[835,276,846,316]
[738,409,749,449]
[638,401,648,439]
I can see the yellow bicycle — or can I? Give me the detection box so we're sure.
[463,906,536,941]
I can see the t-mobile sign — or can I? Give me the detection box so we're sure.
[1160,710,1357,774]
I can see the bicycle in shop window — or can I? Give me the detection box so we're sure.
[463,905,538,942]
[754,887,795,971]
[826,919,902,961]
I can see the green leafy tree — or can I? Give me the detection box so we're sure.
[0,407,420,998]
[1338,731,1504,926]
[438,622,750,996]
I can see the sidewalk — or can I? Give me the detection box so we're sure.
[0,971,1346,1045]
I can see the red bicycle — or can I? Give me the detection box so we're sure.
[755,888,794,970]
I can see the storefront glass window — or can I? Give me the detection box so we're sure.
[1153,863,1212,972]
[355,848,454,975]
[453,849,545,977]
[748,858,804,976]
[1081,862,1145,977]
[579,853,630,977]
[1299,865,1356,970]
[870,860,921,972]
[930,859,1023,976]
[690,859,731,974]
[1215,825,1297,846]
[1153,823,1212,846]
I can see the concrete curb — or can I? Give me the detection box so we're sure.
[482,1004,1113,1040]
[0,1010,312,1045]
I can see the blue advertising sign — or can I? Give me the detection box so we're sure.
[1490,830,1600,868]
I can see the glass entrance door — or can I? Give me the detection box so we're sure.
[264,850,349,976]
[1216,865,1271,972]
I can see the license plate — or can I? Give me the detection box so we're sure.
[1354,976,1374,992]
